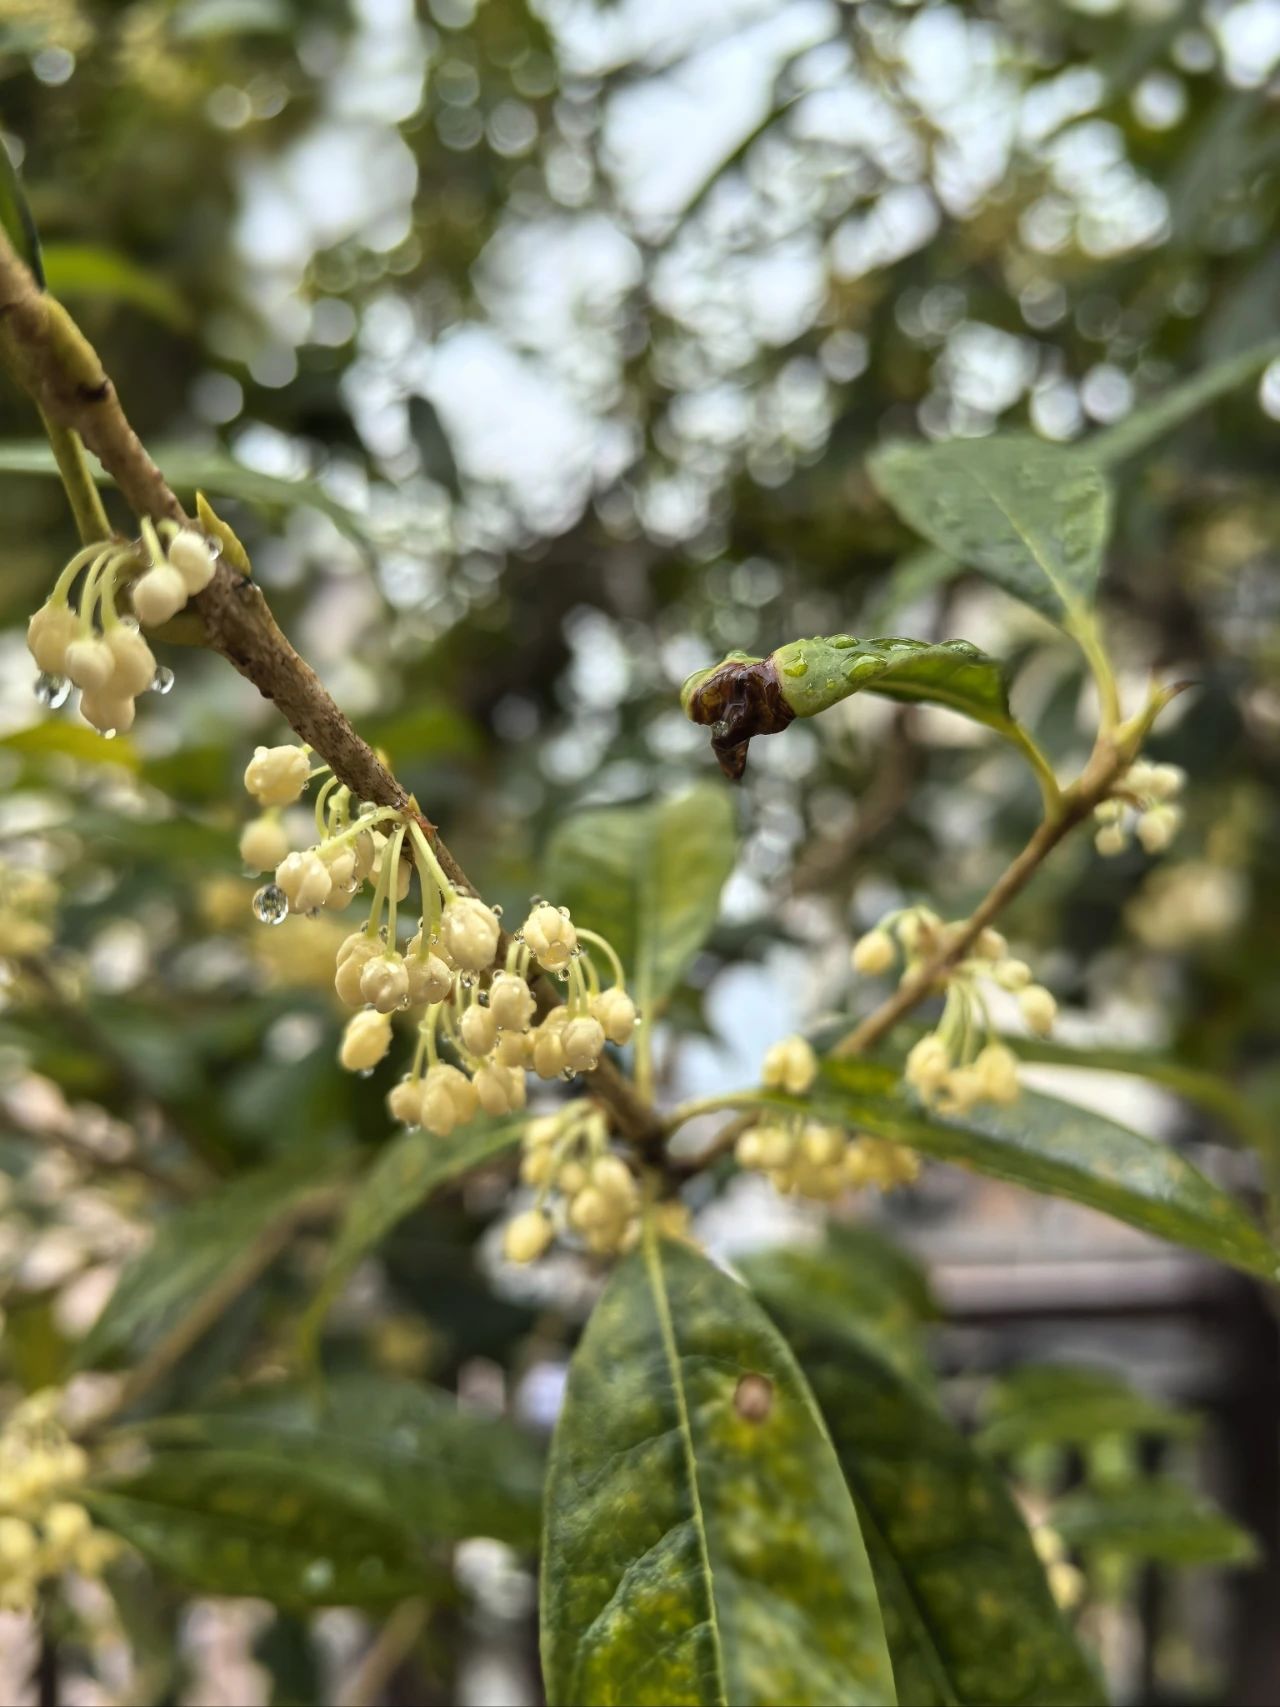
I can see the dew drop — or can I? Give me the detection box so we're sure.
[34,673,71,709]
[204,533,223,560]
[103,729,118,741]
[356,1066,375,1079]
[492,903,503,918]
[252,883,289,925]
[150,665,175,695]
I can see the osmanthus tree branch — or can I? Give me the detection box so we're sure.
[0,229,658,1146]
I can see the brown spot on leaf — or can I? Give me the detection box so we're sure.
[684,655,795,780]
[734,1372,774,1422]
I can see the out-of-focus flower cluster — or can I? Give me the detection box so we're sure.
[0,1389,120,1612]
[1094,761,1185,857]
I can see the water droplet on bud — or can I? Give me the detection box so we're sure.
[492,903,503,918]
[356,1066,375,1079]
[34,673,71,709]
[252,883,289,925]
[150,665,175,695]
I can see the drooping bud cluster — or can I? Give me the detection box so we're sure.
[25,522,218,734]
[0,1389,122,1611]
[853,907,1057,1115]
[499,1106,690,1263]
[735,1118,920,1200]
[0,862,58,960]
[1094,761,1185,858]
[238,758,638,1133]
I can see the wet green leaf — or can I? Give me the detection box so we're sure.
[869,436,1111,626]
[0,719,140,771]
[543,785,737,1014]
[977,1366,1197,1457]
[40,243,190,329]
[777,635,1015,733]
[134,1373,544,1549]
[541,1231,895,1707]
[1049,1481,1258,1568]
[86,1452,434,1607]
[758,1301,1101,1706]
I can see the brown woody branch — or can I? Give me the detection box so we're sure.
[0,230,657,1145]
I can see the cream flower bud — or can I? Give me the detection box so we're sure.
[405,952,454,1005]
[590,1153,636,1205]
[335,937,380,1005]
[27,602,78,674]
[1095,823,1128,858]
[132,563,188,627]
[563,1016,605,1072]
[245,744,311,806]
[568,1186,611,1232]
[1136,803,1182,855]
[488,972,536,1032]
[938,1065,984,1114]
[531,1028,566,1079]
[522,903,577,971]
[592,987,637,1045]
[851,928,895,975]
[735,1129,764,1170]
[756,1125,794,1170]
[340,1009,392,1071]
[993,958,1032,991]
[352,831,377,883]
[320,844,358,889]
[496,1030,530,1067]
[905,1033,950,1094]
[43,1502,91,1556]
[474,1063,516,1115]
[105,623,157,696]
[0,1518,37,1568]
[64,636,116,692]
[520,1145,556,1186]
[275,849,332,913]
[337,929,371,964]
[240,816,291,871]
[460,1004,498,1057]
[800,1124,845,1167]
[1094,798,1124,824]
[761,1035,818,1096]
[975,928,1008,961]
[360,953,410,1013]
[167,530,217,594]
[975,1042,1020,1106]
[79,690,136,735]
[441,895,501,971]
[375,845,411,902]
[387,1079,423,1125]
[1019,984,1057,1037]
[1146,764,1185,801]
[503,1209,553,1264]
[420,1081,458,1135]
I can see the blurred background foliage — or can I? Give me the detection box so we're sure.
[0,0,1278,1701]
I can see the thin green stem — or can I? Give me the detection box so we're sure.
[661,1091,765,1136]
[408,820,456,904]
[577,927,625,988]
[385,824,407,946]
[1005,724,1062,818]
[1072,611,1121,733]
[39,408,112,546]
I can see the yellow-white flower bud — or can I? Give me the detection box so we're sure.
[1136,803,1182,855]
[735,1129,764,1170]
[428,1063,478,1122]
[975,927,1008,961]
[1019,984,1057,1037]
[405,952,454,1006]
[441,895,501,970]
[167,530,217,594]
[320,844,358,889]
[1095,823,1128,858]
[360,952,410,1013]
[352,831,377,883]
[503,1209,553,1264]
[375,845,411,902]
[64,636,116,692]
[245,744,311,806]
[488,972,536,1032]
[79,690,136,735]
[474,1063,517,1115]
[1094,798,1124,824]
[975,1042,1020,1106]
[756,1125,795,1170]
[531,1028,567,1079]
[522,903,577,971]
[0,1518,36,1568]
[905,1033,950,1093]
[335,937,380,1005]
[1146,763,1185,801]
[340,1009,392,1071]
[590,1153,636,1206]
[993,958,1032,991]
[27,602,78,674]
[563,1016,605,1072]
[897,908,940,952]
[387,1079,422,1124]
[496,1030,530,1067]
[520,1145,555,1186]
[460,1004,498,1057]
[568,1185,612,1232]
[592,987,637,1045]
[851,928,895,975]
[799,1124,845,1166]
[43,1501,91,1558]
[240,816,291,871]
[762,1035,818,1096]
[337,929,369,964]
[105,623,156,696]
[132,563,188,627]
[275,849,332,913]
[420,1081,458,1135]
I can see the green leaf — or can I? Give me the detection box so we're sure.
[541,1230,896,1707]
[80,1150,347,1368]
[542,785,737,1014]
[0,719,141,771]
[0,134,43,285]
[133,1373,544,1550]
[1049,1481,1258,1568]
[741,1223,937,1388]
[302,1120,524,1349]
[795,1061,1278,1279]
[758,1300,1102,1705]
[977,1366,1197,1457]
[85,1453,434,1607]
[868,436,1111,626]
[40,243,190,330]
[776,636,1015,733]
[1088,337,1280,465]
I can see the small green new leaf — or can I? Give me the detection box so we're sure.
[869,436,1111,627]
[543,785,737,1014]
[541,1230,896,1707]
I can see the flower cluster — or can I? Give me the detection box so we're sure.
[736,1119,920,1200]
[0,1389,121,1612]
[26,521,218,733]
[1094,760,1185,857]
[853,909,1057,1115]
[240,747,637,1126]
[0,862,58,960]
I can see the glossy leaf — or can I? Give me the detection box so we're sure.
[977,1366,1196,1457]
[86,1453,433,1607]
[541,1231,896,1707]
[792,1060,1277,1279]
[543,785,737,1013]
[40,243,190,329]
[1,719,141,771]
[869,435,1111,626]
[757,1298,1101,1706]
[134,1373,544,1549]
[1049,1481,1258,1568]
[774,635,1014,733]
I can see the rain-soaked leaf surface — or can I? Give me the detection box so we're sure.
[759,1300,1102,1707]
[541,1231,896,1707]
